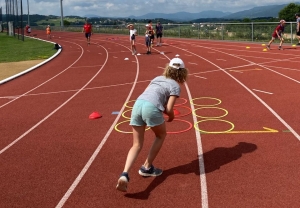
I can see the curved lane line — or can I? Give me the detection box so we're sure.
[0,44,106,154]
[0,40,84,109]
[55,41,140,208]
[171,42,300,142]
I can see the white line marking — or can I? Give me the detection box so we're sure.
[159,57,166,59]
[113,56,118,58]
[0,45,107,155]
[0,41,84,109]
[172,43,300,142]
[194,75,207,79]
[70,65,103,69]
[230,71,243,73]
[216,59,227,61]
[185,54,193,56]
[224,63,255,70]
[55,43,137,208]
[184,82,208,208]
[252,89,273,94]
[188,62,198,65]
[0,80,152,99]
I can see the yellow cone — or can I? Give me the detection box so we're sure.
[262,44,266,46]
[292,44,296,47]
[246,46,250,49]
[263,49,267,51]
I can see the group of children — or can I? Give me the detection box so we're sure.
[127,20,164,55]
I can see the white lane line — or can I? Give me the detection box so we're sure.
[113,56,118,58]
[0,41,84,109]
[0,80,152,99]
[147,44,208,208]
[252,89,273,94]
[188,62,198,65]
[172,42,300,142]
[55,43,138,208]
[185,54,193,56]
[224,63,255,70]
[230,71,244,73]
[158,66,165,69]
[185,83,208,208]
[194,75,207,79]
[70,65,103,69]
[0,45,107,155]
[216,59,227,61]
[193,69,222,74]
[158,50,208,208]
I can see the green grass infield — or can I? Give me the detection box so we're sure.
[0,33,57,63]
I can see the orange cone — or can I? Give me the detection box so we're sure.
[89,111,102,119]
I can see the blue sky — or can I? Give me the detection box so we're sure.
[0,0,297,17]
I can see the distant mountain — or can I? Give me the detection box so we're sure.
[222,4,287,19]
[125,3,299,21]
[128,10,232,21]
[84,14,101,18]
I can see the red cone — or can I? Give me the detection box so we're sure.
[173,108,180,115]
[89,111,102,119]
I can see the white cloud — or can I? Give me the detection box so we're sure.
[0,0,296,17]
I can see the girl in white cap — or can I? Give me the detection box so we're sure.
[116,58,189,192]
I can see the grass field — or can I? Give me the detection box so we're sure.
[0,33,57,63]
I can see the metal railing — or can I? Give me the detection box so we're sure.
[32,22,299,44]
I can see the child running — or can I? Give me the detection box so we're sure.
[82,20,93,45]
[266,20,286,50]
[116,57,189,192]
[127,24,138,55]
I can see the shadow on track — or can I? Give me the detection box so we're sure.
[125,142,257,199]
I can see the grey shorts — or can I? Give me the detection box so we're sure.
[130,99,164,127]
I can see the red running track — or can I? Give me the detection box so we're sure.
[1,30,300,208]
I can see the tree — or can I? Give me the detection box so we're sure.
[63,20,71,26]
[278,3,300,21]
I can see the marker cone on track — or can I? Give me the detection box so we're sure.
[174,108,180,115]
[89,112,102,119]
[263,49,267,52]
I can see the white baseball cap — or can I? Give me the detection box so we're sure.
[169,58,185,69]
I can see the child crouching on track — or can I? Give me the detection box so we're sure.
[116,58,189,192]
[127,24,138,55]
[266,20,286,50]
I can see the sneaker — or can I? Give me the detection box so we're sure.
[266,45,270,50]
[278,46,283,50]
[138,165,163,177]
[116,172,130,192]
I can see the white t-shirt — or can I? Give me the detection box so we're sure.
[129,29,137,40]
[137,76,180,111]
